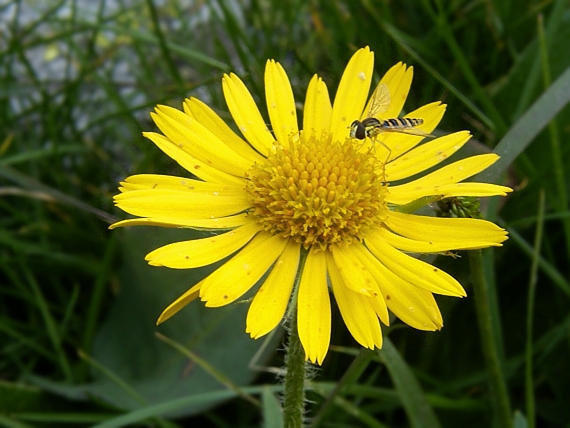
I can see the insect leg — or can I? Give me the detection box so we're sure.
[370,135,391,182]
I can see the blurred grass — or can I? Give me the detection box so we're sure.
[1,0,570,427]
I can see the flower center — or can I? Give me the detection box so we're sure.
[245,132,388,250]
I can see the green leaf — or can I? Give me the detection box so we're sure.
[90,385,282,428]
[28,227,281,418]
[117,28,230,71]
[477,65,570,183]
[262,386,283,428]
[0,414,35,428]
[377,338,441,428]
[513,410,529,428]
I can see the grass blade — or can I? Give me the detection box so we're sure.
[377,338,441,428]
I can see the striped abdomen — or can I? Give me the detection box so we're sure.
[380,117,424,130]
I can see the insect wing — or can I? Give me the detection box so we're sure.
[366,83,391,118]
[382,126,434,137]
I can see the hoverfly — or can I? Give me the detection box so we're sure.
[349,83,434,157]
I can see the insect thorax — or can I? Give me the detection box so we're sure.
[362,118,382,138]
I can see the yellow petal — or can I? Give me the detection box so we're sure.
[297,247,330,365]
[199,233,288,307]
[246,241,300,339]
[385,211,509,248]
[330,47,374,142]
[327,252,382,349]
[399,153,499,187]
[118,174,244,193]
[114,188,251,220]
[378,102,447,162]
[387,182,512,205]
[222,73,275,156]
[386,131,471,181]
[367,259,443,331]
[265,60,299,144]
[303,74,332,138]
[378,226,495,253]
[145,221,260,269]
[183,97,264,163]
[386,153,510,204]
[330,244,376,295]
[152,106,253,176]
[156,281,202,324]
[387,289,443,331]
[348,243,390,326]
[109,213,249,230]
[366,235,466,297]
[404,101,447,135]
[144,132,243,185]
[367,62,413,120]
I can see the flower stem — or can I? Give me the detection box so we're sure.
[282,308,306,428]
[282,249,309,428]
[469,249,512,428]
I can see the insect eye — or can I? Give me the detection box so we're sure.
[355,124,366,140]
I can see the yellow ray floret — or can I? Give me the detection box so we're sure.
[384,211,508,249]
[183,97,264,163]
[386,131,472,181]
[144,132,244,185]
[330,244,377,295]
[387,182,512,205]
[246,241,300,339]
[366,235,466,297]
[330,46,374,142]
[369,259,444,331]
[378,227,497,253]
[265,59,299,144]
[303,75,332,139]
[152,106,253,176]
[114,188,251,220]
[394,154,500,188]
[109,213,249,230]
[117,174,242,193]
[157,282,202,324]
[379,102,447,162]
[346,243,390,325]
[145,220,260,269]
[222,73,275,156]
[387,154,511,204]
[375,62,413,120]
[199,233,288,307]
[297,248,330,365]
[327,252,383,350]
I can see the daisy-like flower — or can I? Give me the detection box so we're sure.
[111,47,511,365]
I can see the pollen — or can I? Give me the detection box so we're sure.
[245,132,389,250]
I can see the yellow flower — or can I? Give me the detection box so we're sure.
[111,47,511,365]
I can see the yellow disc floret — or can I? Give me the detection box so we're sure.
[246,132,388,250]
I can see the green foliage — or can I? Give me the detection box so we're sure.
[1,0,570,426]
